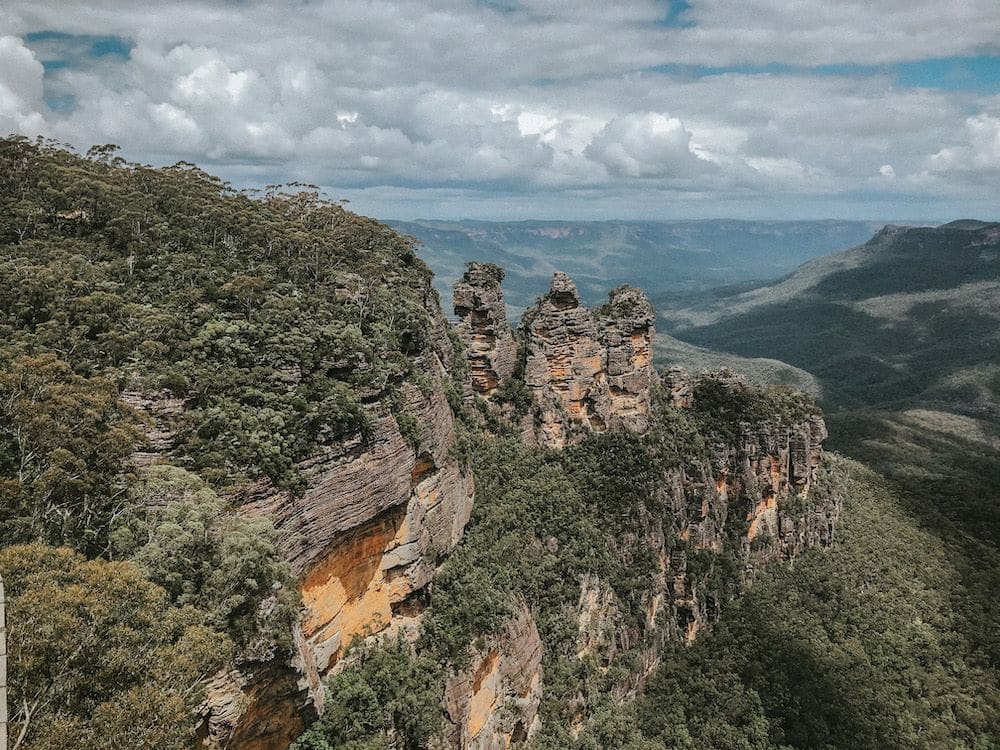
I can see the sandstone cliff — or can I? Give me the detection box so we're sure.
[152,263,834,750]
[453,263,518,396]
[443,604,544,750]
[193,274,476,749]
[575,367,838,666]
[519,273,656,448]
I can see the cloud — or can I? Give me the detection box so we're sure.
[586,112,711,179]
[0,36,46,135]
[927,113,1000,177]
[1,1,998,219]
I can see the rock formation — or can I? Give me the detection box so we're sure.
[576,367,837,659]
[520,273,657,448]
[453,263,518,396]
[443,604,544,750]
[197,277,476,749]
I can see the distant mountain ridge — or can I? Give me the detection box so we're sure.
[395,218,887,315]
[660,220,1000,414]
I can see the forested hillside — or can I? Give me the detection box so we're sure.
[655,221,1000,749]
[659,222,1000,413]
[1,138,997,750]
[0,135,458,748]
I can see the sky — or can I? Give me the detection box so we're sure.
[1,0,999,221]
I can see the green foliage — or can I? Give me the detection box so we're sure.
[689,372,818,443]
[290,640,443,750]
[110,465,298,655]
[640,645,773,750]
[0,137,452,745]
[0,352,136,552]
[638,456,1000,749]
[0,543,232,750]
[0,135,437,493]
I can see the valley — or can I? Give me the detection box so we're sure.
[0,140,997,750]
[395,219,885,316]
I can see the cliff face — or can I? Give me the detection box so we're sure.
[453,263,518,396]
[520,273,656,448]
[443,604,544,750]
[198,276,476,748]
[578,368,838,664]
[241,376,473,674]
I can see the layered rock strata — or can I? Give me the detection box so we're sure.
[520,273,657,448]
[196,276,476,749]
[444,604,544,750]
[453,263,518,396]
[575,368,837,663]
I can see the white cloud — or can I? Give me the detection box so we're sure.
[967,113,1000,168]
[586,112,710,178]
[0,1,998,218]
[927,113,1000,177]
[0,36,46,135]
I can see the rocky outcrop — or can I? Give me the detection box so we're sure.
[198,276,475,748]
[572,368,838,657]
[453,263,518,396]
[232,367,473,696]
[198,658,312,750]
[521,274,657,448]
[443,604,544,750]
[557,370,837,686]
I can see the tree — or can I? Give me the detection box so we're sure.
[0,544,231,750]
[0,354,136,553]
[110,465,297,655]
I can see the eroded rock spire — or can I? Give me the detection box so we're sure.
[453,263,517,396]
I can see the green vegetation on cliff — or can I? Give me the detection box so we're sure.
[639,456,1000,750]
[0,136,448,749]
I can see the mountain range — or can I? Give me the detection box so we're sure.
[396,218,886,315]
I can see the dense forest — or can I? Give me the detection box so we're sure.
[1,137,998,750]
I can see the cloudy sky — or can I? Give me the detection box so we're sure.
[1,1,999,220]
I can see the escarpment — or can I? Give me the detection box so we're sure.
[193,275,477,748]
[521,273,657,448]
[646,368,837,646]
[148,264,837,750]
[0,143,857,750]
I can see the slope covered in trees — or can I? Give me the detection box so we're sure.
[0,135,451,748]
[1,138,996,750]
[653,221,1000,749]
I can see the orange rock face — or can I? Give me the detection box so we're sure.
[521,273,657,448]
[444,605,544,750]
[199,282,476,748]
[571,368,838,667]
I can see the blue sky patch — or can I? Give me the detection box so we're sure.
[647,56,1000,94]
[23,32,133,114]
[24,31,133,70]
[895,56,1000,93]
[659,0,694,28]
